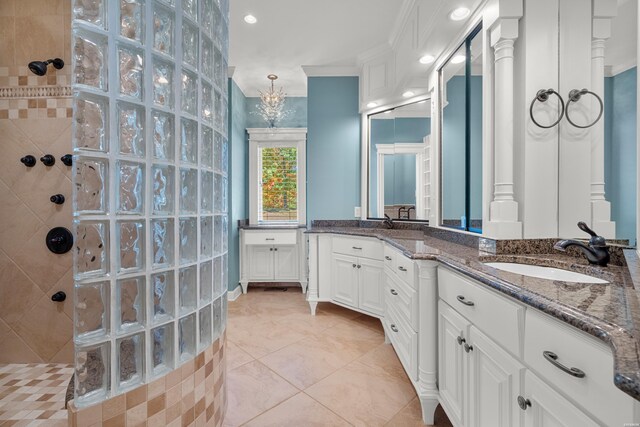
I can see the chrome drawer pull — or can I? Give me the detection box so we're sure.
[352,246,362,250]
[390,324,399,333]
[456,336,465,345]
[543,351,586,378]
[385,256,392,260]
[390,289,398,296]
[265,238,275,241]
[398,266,407,272]
[352,264,357,268]
[456,295,475,306]
[464,343,473,353]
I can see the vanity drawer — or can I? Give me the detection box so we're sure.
[524,309,635,426]
[385,271,418,331]
[384,245,416,289]
[438,267,523,357]
[332,235,383,260]
[384,302,418,381]
[244,230,298,245]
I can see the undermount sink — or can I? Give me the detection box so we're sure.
[484,262,608,284]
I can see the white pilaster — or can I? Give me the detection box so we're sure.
[590,15,616,238]
[485,19,523,238]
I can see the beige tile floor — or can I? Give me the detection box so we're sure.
[223,287,453,427]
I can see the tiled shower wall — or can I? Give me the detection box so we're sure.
[0,0,75,364]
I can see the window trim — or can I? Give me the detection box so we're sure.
[248,128,307,225]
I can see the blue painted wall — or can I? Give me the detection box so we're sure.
[604,67,637,244]
[307,77,361,223]
[369,117,430,217]
[227,79,248,291]
[246,97,308,128]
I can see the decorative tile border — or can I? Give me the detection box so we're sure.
[0,66,72,119]
[67,333,227,427]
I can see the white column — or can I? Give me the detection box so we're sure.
[590,32,616,237]
[485,20,523,238]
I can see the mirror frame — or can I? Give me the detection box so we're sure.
[365,97,432,222]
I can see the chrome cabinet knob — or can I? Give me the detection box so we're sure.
[517,396,531,410]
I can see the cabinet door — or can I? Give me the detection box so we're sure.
[332,253,359,307]
[248,246,275,280]
[358,258,384,316]
[523,371,599,427]
[438,301,469,427]
[274,245,299,280]
[467,326,524,427]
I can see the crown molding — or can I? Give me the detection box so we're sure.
[301,65,360,77]
[389,0,417,50]
[227,66,236,78]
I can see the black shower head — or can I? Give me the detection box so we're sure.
[28,58,64,76]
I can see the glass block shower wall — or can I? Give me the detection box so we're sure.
[71,0,229,407]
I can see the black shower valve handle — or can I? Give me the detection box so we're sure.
[40,154,55,166]
[61,154,72,167]
[20,155,36,167]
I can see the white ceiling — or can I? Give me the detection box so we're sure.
[229,0,406,97]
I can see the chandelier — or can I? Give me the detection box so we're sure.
[256,74,292,128]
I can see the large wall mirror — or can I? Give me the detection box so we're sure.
[440,23,483,233]
[603,0,637,245]
[368,100,431,220]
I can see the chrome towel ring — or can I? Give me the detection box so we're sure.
[565,88,603,129]
[530,89,565,129]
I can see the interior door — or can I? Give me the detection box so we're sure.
[358,258,384,316]
[331,253,359,307]
[438,300,469,427]
[467,326,525,427]
[274,245,299,280]
[248,246,275,280]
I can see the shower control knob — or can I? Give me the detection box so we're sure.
[40,154,55,166]
[51,291,66,302]
[50,194,65,205]
[20,155,36,167]
[60,154,72,166]
[45,227,73,254]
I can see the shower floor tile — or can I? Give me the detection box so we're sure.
[0,363,72,426]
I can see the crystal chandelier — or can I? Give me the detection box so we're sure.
[256,74,292,128]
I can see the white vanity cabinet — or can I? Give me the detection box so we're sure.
[438,266,639,427]
[330,236,385,316]
[239,228,307,294]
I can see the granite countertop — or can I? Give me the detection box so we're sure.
[307,225,640,401]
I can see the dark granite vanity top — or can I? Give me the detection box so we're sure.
[306,222,640,401]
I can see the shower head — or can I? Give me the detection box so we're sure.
[28,58,64,76]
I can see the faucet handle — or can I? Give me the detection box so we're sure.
[577,221,607,247]
[577,221,598,237]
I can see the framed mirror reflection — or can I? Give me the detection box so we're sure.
[440,23,483,233]
[367,99,431,221]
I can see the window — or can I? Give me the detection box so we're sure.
[248,128,307,224]
[258,146,298,222]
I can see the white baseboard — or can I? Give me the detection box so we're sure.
[228,285,242,301]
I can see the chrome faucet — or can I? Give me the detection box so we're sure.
[383,214,394,229]
[554,222,610,267]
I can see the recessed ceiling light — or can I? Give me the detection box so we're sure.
[403,91,415,98]
[418,100,427,104]
[367,102,378,108]
[384,110,392,114]
[244,14,257,24]
[419,55,435,65]
[449,7,470,21]
[451,54,466,64]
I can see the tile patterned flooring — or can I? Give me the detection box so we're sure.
[0,363,72,426]
[0,287,454,426]
[223,287,453,427]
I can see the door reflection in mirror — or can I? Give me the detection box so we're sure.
[368,100,431,220]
